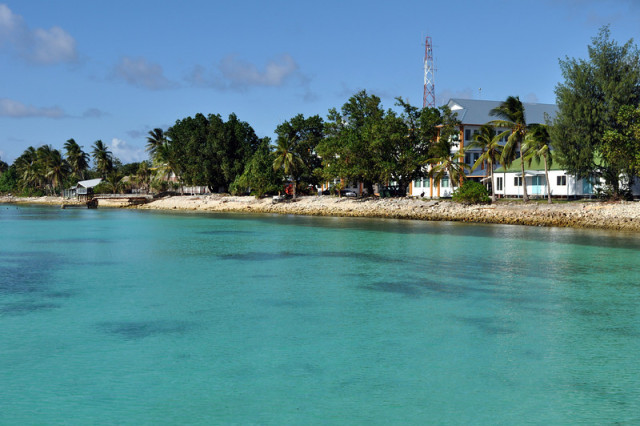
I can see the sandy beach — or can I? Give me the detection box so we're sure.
[4,194,637,231]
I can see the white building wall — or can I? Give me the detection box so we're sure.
[409,176,457,198]
[493,171,604,198]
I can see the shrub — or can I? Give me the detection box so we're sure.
[452,181,490,204]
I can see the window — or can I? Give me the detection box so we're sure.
[414,179,421,188]
[473,152,480,163]
[465,153,472,164]
[424,178,430,188]
[496,177,503,191]
[441,177,449,188]
[557,175,567,186]
[514,176,522,186]
[465,129,471,141]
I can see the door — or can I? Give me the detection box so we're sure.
[532,176,542,195]
[583,177,593,195]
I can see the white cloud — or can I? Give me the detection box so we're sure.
[0,97,66,118]
[112,56,176,90]
[109,138,147,163]
[0,4,77,65]
[220,54,297,88]
[82,108,108,118]
[31,26,77,64]
[0,4,21,37]
[187,54,301,91]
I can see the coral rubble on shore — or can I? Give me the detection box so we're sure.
[2,194,639,231]
[139,195,640,231]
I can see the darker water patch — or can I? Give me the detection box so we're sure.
[0,251,62,295]
[98,320,195,340]
[314,251,406,264]
[45,290,77,298]
[31,238,111,245]
[199,230,255,236]
[364,281,424,298]
[0,301,61,315]
[219,250,407,265]
[218,252,306,261]
[363,277,501,300]
[597,326,640,338]
[454,315,516,335]
[262,298,315,308]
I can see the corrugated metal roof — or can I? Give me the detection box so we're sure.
[448,98,557,126]
[77,178,103,188]
[495,156,564,172]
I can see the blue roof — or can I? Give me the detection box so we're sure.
[448,98,557,126]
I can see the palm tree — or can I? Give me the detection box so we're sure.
[468,125,509,202]
[523,124,553,204]
[489,96,530,201]
[273,137,304,198]
[43,148,70,196]
[426,151,468,194]
[15,147,43,191]
[64,139,90,180]
[154,141,182,193]
[146,128,165,161]
[91,140,113,178]
[105,170,124,194]
[0,156,8,175]
[136,161,151,193]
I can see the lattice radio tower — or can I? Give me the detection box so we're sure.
[423,36,435,108]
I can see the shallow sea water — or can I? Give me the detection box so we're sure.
[1,204,640,424]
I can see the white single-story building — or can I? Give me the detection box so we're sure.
[492,157,600,199]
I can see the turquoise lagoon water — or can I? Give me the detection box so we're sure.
[1,204,640,424]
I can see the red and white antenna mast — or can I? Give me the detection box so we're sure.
[423,36,435,108]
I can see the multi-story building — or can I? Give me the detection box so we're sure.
[408,98,608,199]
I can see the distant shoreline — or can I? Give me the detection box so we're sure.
[2,194,639,232]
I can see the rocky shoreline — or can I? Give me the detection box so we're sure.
[2,194,640,231]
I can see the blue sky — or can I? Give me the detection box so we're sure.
[1,0,639,164]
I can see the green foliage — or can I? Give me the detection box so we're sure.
[317,91,457,196]
[523,124,554,203]
[317,90,386,195]
[93,181,111,194]
[104,170,125,194]
[231,138,281,197]
[91,140,113,178]
[272,115,321,198]
[146,128,165,159]
[0,165,18,193]
[117,162,141,176]
[274,114,323,187]
[468,125,509,202]
[165,113,259,192]
[452,181,490,204]
[489,96,531,201]
[603,105,640,174]
[384,98,443,195]
[13,145,70,195]
[553,26,640,196]
[64,139,90,180]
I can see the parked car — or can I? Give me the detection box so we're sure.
[341,190,358,197]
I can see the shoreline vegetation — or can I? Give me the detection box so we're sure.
[2,194,640,232]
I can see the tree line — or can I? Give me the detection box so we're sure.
[1,26,638,201]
